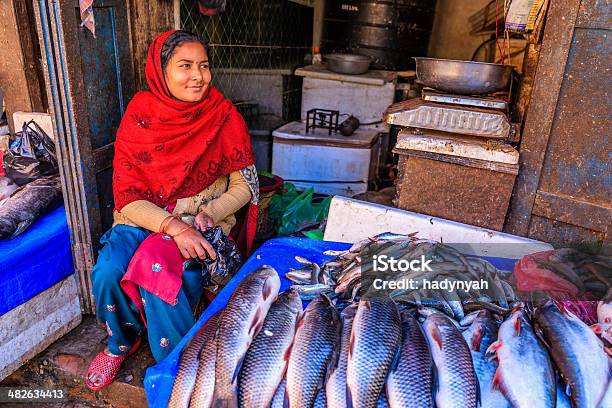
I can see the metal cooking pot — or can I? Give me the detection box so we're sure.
[414,57,513,95]
[325,54,372,75]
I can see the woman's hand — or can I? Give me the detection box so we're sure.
[166,219,216,260]
[194,211,214,231]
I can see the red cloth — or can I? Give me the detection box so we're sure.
[120,234,184,326]
[112,29,255,212]
[513,250,598,324]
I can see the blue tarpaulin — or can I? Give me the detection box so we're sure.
[0,206,75,316]
[143,237,517,408]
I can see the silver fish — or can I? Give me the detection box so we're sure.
[270,379,286,408]
[169,312,220,408]
[534,302,610,408]
[486,308,555,408]
[190,313,222,408]
[212,266,281,407]
[286,295,340,408]
[326,304,358,408]
[238,289,303,408]
[292,283,334,301]
[386,310,433,408]
[347,297,402,408]
[423,313,478,408]
[462,310,510,408]
[313,388,327,408]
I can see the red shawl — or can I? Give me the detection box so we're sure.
[113,30,258,254]
[113,30,254,211]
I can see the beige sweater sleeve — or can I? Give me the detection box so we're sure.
[118,200,171,232]
[200,171,252,223]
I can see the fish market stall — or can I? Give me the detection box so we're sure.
[141,199,612,408]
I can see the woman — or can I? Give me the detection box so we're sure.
[85,30,259,390]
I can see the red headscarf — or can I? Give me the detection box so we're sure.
[113,30,255,211]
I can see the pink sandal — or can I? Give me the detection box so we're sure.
[85,337,142,391]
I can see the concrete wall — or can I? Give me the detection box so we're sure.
[428,0,494,61]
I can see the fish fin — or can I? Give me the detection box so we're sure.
[431,363,438,404]
[348,329,355,360]
[263,276,276,300]
[485,340,502,358]
[283,387,290,408]
[363,300,372,311]
[346,384,354,408]
[513,316,521,335]
[471,326,483,352]
[491,363,510,399]
[430,325,443,349]
[231,353,246,386]
[211,397,237,408]
[249,307,266,338]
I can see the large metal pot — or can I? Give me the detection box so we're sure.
[414,57,513,95]
[324,53,372,75]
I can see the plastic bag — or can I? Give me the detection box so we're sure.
[2,120,58,186]
[269,183,332,236]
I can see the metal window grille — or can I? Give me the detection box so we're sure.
[180,0,313,123]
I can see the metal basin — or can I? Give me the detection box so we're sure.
[325,53,372,75]
[414,57,513,95]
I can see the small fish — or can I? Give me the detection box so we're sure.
[286,295,340,408]
[212,266,281,407]
[347,297,402,408]
[291,283,333,301]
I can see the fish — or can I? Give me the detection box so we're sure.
[291,283,334,301]
[326,303,358,408]
[169,312,221,408]
[190,313,222,408]
[462,310,510,408]
[285,268,313,285]
[212,266,281,407]
[386,309,434,408]
[285,294,340,408]
[0,176,63,239]
[313,388,327,408]
[423,313,478,408]
[534,301,610,408]
[486,308,556,408]
[346,297,402,408]
[237,289,303,408]
[270,379,286,408]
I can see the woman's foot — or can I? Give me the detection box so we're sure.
[85,338,141,391]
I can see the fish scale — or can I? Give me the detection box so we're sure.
[326,304,358,408]
[386,310,433,408]
[270,379,286,408]
[169,312,221,408]
[190,313,222,408]
[347,297,402,408]
[212,266,281,407]
[286,295,340,408]
[237,289,302,408]
[423,313,478,408]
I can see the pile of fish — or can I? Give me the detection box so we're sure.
[167,264,611,408]
[287,235,517,321]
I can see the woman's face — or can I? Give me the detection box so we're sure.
[164,41,211,102]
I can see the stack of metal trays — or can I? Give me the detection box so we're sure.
[385,98,511,139]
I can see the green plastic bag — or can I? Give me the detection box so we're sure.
[269,183,332,236]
